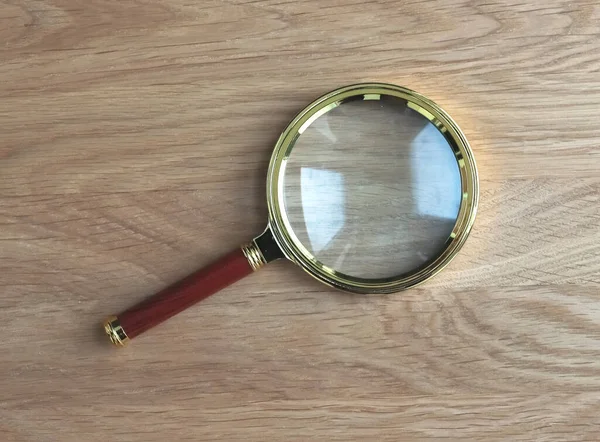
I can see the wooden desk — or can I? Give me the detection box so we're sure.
[1,1,599,440]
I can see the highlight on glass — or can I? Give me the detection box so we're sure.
[104,83,479,346]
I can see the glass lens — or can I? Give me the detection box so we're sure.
[282,96,462,279]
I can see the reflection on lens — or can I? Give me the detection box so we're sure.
[282,96,461,279]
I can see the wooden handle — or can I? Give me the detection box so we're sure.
[104,248,254,345]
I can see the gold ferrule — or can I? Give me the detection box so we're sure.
[241,241,267,271]
[104,315,129,347]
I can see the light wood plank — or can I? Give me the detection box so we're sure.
[1,0,600,440]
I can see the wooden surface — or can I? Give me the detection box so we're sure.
[1,0,599,440]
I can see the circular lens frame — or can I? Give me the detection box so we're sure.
[266,83,478,294]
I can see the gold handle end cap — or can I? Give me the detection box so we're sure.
[104,315,129,347]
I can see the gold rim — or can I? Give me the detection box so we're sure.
[266,83,478,294]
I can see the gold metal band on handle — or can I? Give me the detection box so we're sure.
[104,315,129,347]
[241,241,267,271]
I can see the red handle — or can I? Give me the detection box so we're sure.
[105,248,254,345]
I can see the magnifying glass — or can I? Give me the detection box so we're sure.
[104,83,478,346]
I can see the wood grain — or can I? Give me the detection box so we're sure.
[1,0,599,440]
